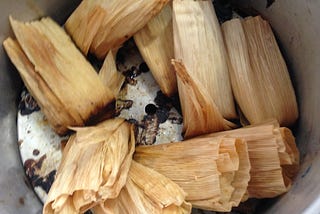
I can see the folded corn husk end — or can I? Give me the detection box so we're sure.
[93,160,192,214]
[172,59,235,138]
[99,50,125,97]
[202,122,299,199]
[43,118,135,214]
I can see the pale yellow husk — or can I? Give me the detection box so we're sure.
[172,59,235,139]
[4,17,115,135]
[134,136,251,212]
[43,118,135,214]
[222,17,298,126]
[3,38,75,135]
[221,18,261,125]
[135,136,222,202]
[134,4,177,97]
[65,0,170,59]
[190,138,251,212]
[172,0,236,119]
[203,122,299,198]
[93,161,192,214]
[99,50,125,96]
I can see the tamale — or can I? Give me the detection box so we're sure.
[99,50,125,96]
[172,60,235,138]
[203,122,299,198]
[221,19,262,125]
[172,0,236,119]
[134,4,177,97]
[222,17,298,126]
[43,118,135,214]
[3,38,75,135]
[134,136,222,202]
[3,17,115,135]
[134,136,250,211]
[65,0,170,59]
[94,161,192,214]
[191,138,251,212]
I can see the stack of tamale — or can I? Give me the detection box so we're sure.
[43,119,192,214]
[2,0,301,213]
[135,120,299,211]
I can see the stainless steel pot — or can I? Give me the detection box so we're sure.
[0,0,319,213]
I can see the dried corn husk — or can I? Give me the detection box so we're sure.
[135,136,221,202]
[99,51,125,96]
[221,19,261,125]
[191,138,251,212]
[222,17,298,126]
[172,60,235,138]
[4,17,115,135]
[278,127,300,180]
[65,0,170,59]
[3,38,75,135]
[134,5,177,97]
[172,0,236,119]
[134,136,251,212]
[43,118,135,214]
[93,161,192,214]
[203,122,299,198]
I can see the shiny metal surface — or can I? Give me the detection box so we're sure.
[0,0,319,213]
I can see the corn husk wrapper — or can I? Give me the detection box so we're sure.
[99,51,125,96]
[3,38,75,135]
[191,138,251,212]
[135,136,221,202]
[203,122,299,198]
[65,0,170,59]
[221,19,261,125]
[43,118,135,214]
[278,127,300,180]
[172,60,236,139]
[222,17,298,126]
[3,17,115,135]
[172,0,236,119]
[93,161,192,214]
[134,136,251,212]
[134,5,177,97]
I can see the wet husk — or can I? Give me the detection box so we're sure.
[134,4,177,97]
[172,0,236,119]
[222,17,298,126]
[93,161,192,214]
[134,136,251,212]
[99,51,125,96]
[3,17,115,135]
[65,0,170,59]
[43,118,135,214]
[172,60,235,139]
[203,122,299,198]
